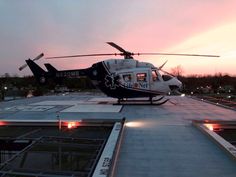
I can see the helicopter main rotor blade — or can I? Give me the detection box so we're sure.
[46,53,122,59]
[159,68,176,77]
[107,42,134,59]
[46,51,220,59]
[159,60,168,69]
[135,53,220,57]
[107,42,128,53]
[19,53,44,71]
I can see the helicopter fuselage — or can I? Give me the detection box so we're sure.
[26,58,182,99]
[92,59,182,98]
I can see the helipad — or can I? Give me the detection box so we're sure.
[0,93,236,177]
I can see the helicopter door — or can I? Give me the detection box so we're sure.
[121,73,133,88]
[135,71,149,90]
[150,69,165,91]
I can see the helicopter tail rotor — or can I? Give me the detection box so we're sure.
[19,53,44,71]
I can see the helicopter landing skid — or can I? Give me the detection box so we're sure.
[114,96,169,106]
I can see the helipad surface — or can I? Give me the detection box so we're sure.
[0,93,236,177]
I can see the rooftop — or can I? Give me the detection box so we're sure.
[0,93,236,177]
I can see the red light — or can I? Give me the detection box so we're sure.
[0,121,6,126]
[67,121,78,129]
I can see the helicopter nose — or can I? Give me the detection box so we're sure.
[169,85,180,91]
[179,83,183,91]
[168,79,183,92]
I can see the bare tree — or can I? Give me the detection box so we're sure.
[3,73,10,78]
[171,65,184,77]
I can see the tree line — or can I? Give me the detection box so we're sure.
[179,74,236,93]
[0,72,235,98]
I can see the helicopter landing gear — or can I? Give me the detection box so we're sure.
[149,96,167,105]
[118,98,121,104]
[149,96,153,104]
[117,98,125,104]
[153,96,165,102]
[115,96,168,105]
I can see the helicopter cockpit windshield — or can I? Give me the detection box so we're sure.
[158,70,174,81]
[162,75,173,81]
[152,70,159,81]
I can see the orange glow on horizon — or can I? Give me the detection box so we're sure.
[160,22,236,76]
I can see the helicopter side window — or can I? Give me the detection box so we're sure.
[123,74,132,82]
[137,73,147,82]
[162,75,172,81]
[152,70,159,81]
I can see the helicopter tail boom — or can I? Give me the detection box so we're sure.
[26,59,89,85]
[44,63,88,78]
[26,59,48,84]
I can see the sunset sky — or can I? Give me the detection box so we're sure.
[0,0,235,76]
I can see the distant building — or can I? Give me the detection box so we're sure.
[55,85,70,93]
[217,85,235,93]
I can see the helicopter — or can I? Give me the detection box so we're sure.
[21,42,219,105]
